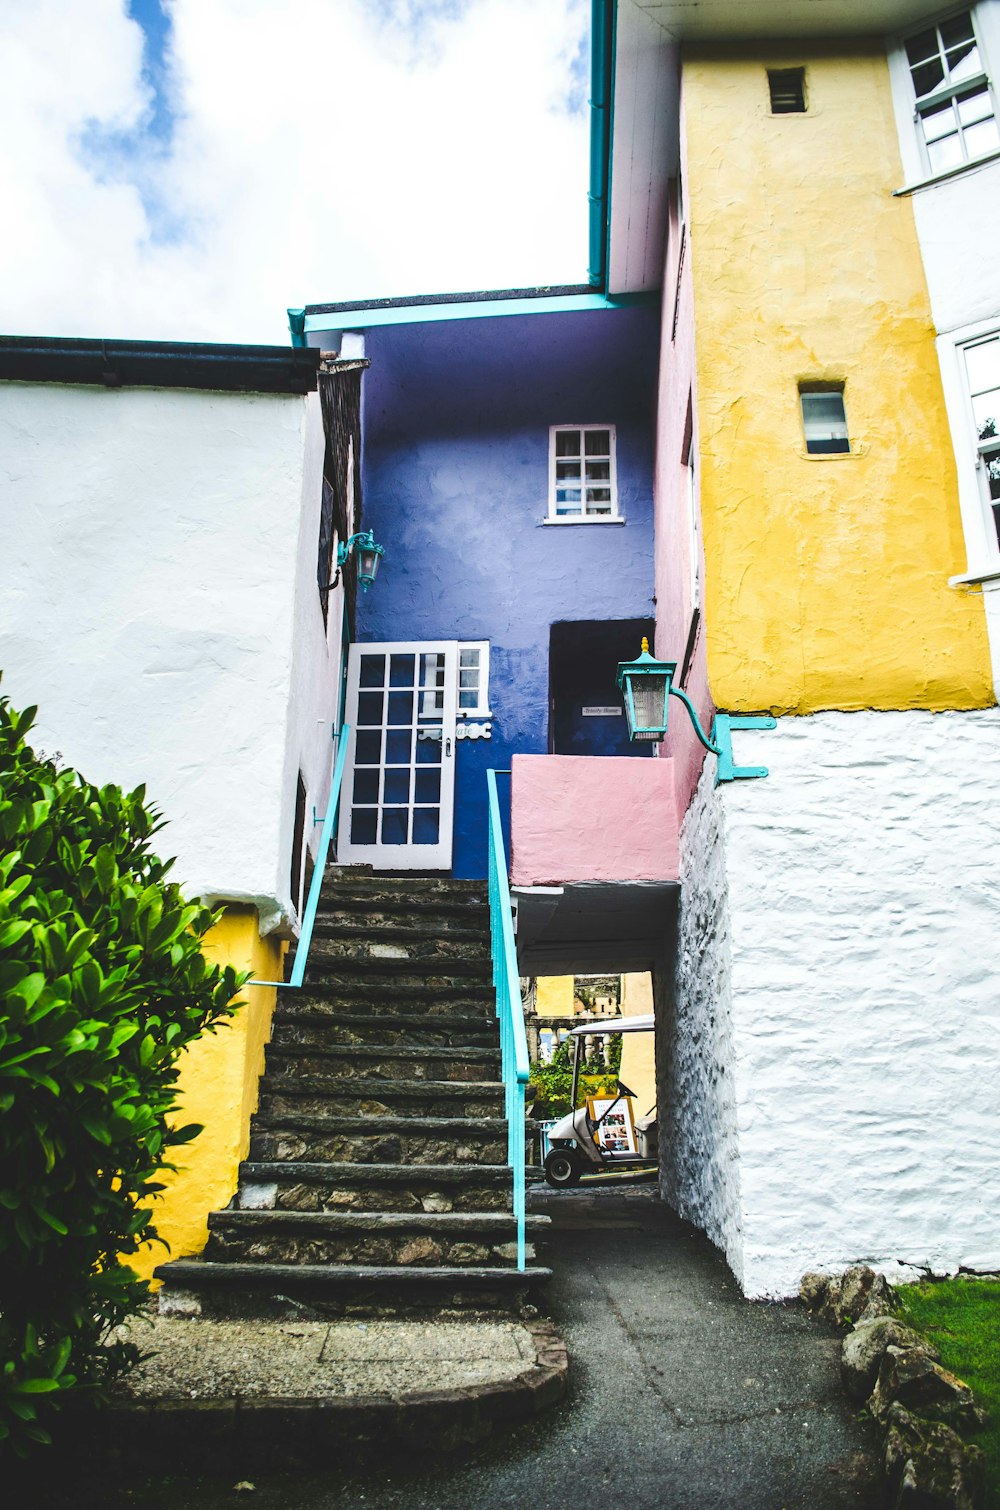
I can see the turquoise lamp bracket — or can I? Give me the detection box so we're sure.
[711,714,777,785]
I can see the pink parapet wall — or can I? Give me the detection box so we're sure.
[510,755,680,887]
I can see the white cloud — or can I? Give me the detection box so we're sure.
[0,0,590,344]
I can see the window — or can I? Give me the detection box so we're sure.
[457,642,491,717]
[768,68,806,113]
[799,386,850,454]
[964,333,1000,545]
[548,425,619,520]
[904,11,999,172]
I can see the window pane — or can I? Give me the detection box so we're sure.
[987,460,1000,503]
[927,132,964,171]
[964,116,1000,157]
[940,13,976,53]
[387,691,414,726]
[389,654,415,687]
[352,769,379,804]
[359,654,385,688]
[556,460,582,482]
[587,487,612,503]
[355,729,382,765]
[556,489,582,508]
[555,430,580,457]
[459,649,479,668]
[965,339,1000,395]
[948,39,982,83]
[412,809,440,845]
[957,86,993,126]
[415,731,442,764]
[922,100,958,142]
[972,391,1000,440]
[906,27,939,68]
[459,670,479,688]
[911,57,945,97]
[585,460,611,483]
[420,652,445,689]
[381,809,408,845]
[584,430,611,456]
[801,390,850,454]
[415,770,441,803]
[459,690,478,708]
[351,808,378,845]
[385,729,412,765]
[383,769,410,805]
[357,691,384,726]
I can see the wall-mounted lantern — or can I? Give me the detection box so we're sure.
[330,529,385,593]
[616,637,722,755]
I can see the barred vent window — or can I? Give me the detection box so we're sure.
[768,68,806,113]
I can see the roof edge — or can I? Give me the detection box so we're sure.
[0,336,322,394]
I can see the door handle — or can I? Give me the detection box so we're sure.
[445,737,452,757]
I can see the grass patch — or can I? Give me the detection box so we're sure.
[895,1276,1000,1503]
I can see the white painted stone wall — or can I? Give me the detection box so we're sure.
[0,383,344,932]
[689,710,1000,1298]
[660,754,745,1282]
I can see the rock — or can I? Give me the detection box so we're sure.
[855,1273,897,1324]
[831,1266,895,1326]
[800,1271,831,1311]
[869,1346,985,1431]
[396,1237,442,1265]
[842,1317,939,1402]
[883,1403,985,1510]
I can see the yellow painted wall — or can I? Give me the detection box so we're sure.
[131,906,283,1283]
[535,975,575,1017]
[618,972,656,1119]
[684,43,993,714]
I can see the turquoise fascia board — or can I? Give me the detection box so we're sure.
[712,714,777,785]
[302,291,654,334]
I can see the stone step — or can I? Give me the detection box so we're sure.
[237,1161,514,1213]
[287,983,496,1017]
[313,894,489,926]
[249,1115,509,1166]
[321,869,488,898]
[308,930,490,965]
[269,1012,498,1050]
[204,1210,548,1268]
[154,1258,552,1320]
[301,959,493,989]
[257,1077,505,1122]
[264,1042,501,1084]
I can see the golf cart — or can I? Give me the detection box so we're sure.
[542,1014,657,1189]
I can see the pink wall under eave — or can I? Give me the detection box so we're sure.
[509,754,679,886]
[653,107,715,816]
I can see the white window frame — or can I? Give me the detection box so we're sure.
[457,640,491,719]
[545,424,622,524]
[889,6,1000,186]
[937,318,1000,583]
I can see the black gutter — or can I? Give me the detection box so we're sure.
[0,336,322,394]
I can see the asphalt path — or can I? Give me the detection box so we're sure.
[62,1184,880,1510]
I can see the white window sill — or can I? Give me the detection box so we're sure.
[948,567,1000,588]
[893,149,1000,198]
[541,516,626,526]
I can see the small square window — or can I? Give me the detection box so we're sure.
[456,642,491,718]
[548,426,619,520]
[768,68,806,113]
[800,387,850,454]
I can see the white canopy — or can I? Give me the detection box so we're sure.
[567,1013,655,1037]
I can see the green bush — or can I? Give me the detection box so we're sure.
[529,1037,619,1118]
[0,694,244,1454]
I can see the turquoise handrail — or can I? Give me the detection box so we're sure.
[250,725,350,990]
[486,767,529,1271]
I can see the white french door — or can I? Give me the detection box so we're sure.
[339,641,458,870]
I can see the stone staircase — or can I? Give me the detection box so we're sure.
[155,871,551,1318]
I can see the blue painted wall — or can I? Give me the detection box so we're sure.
[356,304,660,877]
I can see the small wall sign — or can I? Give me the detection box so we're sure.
[581,706,622,717]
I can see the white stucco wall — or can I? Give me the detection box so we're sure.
[660,755,745,1280]
[0,382,342,931]
[693,710,1000,1298]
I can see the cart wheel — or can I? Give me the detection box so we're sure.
[544,1148,583,1189]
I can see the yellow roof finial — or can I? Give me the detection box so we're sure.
[641,636,650,654]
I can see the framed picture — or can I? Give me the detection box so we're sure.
[587,1095,638,1157]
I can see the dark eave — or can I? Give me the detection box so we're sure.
[303,285,595,317]
[0,336,322,394]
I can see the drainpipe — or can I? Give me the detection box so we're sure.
[588,0,615,290]
[287,308,307,348]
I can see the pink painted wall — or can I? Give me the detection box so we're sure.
[653,103,715,815]
[510,754,679,886]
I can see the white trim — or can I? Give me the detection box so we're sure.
[457,640,492,719]
[893,145,1000,193]
[541,516,627,525]
[547,423,620,522]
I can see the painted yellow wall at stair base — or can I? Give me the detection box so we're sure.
[619,973,656,1122]
[535,975,575,1017]
[684,44,993,714]
[131,907,283,1284]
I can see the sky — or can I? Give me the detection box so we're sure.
[0,0,591,346]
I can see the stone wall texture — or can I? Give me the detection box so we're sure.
[659,754,745,1280]
[677,710,1000,1299]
